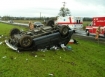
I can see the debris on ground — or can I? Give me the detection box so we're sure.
[60,44,67,51]
[50,46,58,51]
[73,39,79,44]
[0,35,8,45]
[39,48,48,52]
[61,44,72,51]
[26,58,28,61]
[37,44,72,52]
[42,58,45,60]
[69,39,79,44]
[0,35,4,38]
[2,56,6,59]
[66,46,72,50]
[16,50,20,53]
[48,74,54,76]
[69,39,74,44]
[0,42,3,45]
[35,55,37,58]
[14,57,16,59]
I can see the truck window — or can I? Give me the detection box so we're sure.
[76,20,80,23]
[77,20,78,23]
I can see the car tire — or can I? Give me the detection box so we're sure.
[86,30,89,36]
[59,26,69,37]
[19,35,32,48]
[73,30,76,33]
[104,33,105,38]
[46,20,54,27]
[10,28,20,38]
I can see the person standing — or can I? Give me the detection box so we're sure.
[95,26,101,40]
[29,21,34,30]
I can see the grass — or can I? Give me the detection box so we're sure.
[83,21,91,26]
[83,21,91,30]
[0,23,28,37]
[0,22,105,77]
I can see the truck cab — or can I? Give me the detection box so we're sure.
[86,17,105,37]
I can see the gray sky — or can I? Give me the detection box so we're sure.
[0,0,105,17]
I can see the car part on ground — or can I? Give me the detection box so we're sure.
[5,25,73,51]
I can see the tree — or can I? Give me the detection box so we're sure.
[58,2,71,17]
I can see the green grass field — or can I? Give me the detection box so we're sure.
[83,21,91,26]
[82,21,91,30]
[0,22,105,77]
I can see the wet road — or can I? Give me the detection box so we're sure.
[74,29,105,41]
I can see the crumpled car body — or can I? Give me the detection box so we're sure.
[5,25,73,51]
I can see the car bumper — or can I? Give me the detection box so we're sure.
[5,40,18,51]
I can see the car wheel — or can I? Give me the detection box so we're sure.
[86,30,89,36]
[46,20,54,27]
[73,30,75,33]
[59,26,69,37]
[19,35,32,48]
[104,33,105,38]
[10,28,20,38]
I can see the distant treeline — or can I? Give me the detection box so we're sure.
[0,16,92,21]
[83,17,92,21]
[0,16,52,20]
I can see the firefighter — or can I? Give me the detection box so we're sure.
[95,26,101,40]
[29,21,34,30]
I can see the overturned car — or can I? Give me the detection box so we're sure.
[5,25,73,51]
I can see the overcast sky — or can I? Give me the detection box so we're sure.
[0,0,105,17]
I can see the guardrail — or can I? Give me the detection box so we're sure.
[0,20,28,27]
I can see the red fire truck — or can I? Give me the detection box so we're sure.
[85,17,105,37]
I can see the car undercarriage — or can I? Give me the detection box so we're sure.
[5,25,73,51]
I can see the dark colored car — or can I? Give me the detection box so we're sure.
[5,25,73,51]
[8,20,14,23]
[34,22,44,28]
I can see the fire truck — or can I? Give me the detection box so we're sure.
[56,16,83,32]
[85,17,105,37]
